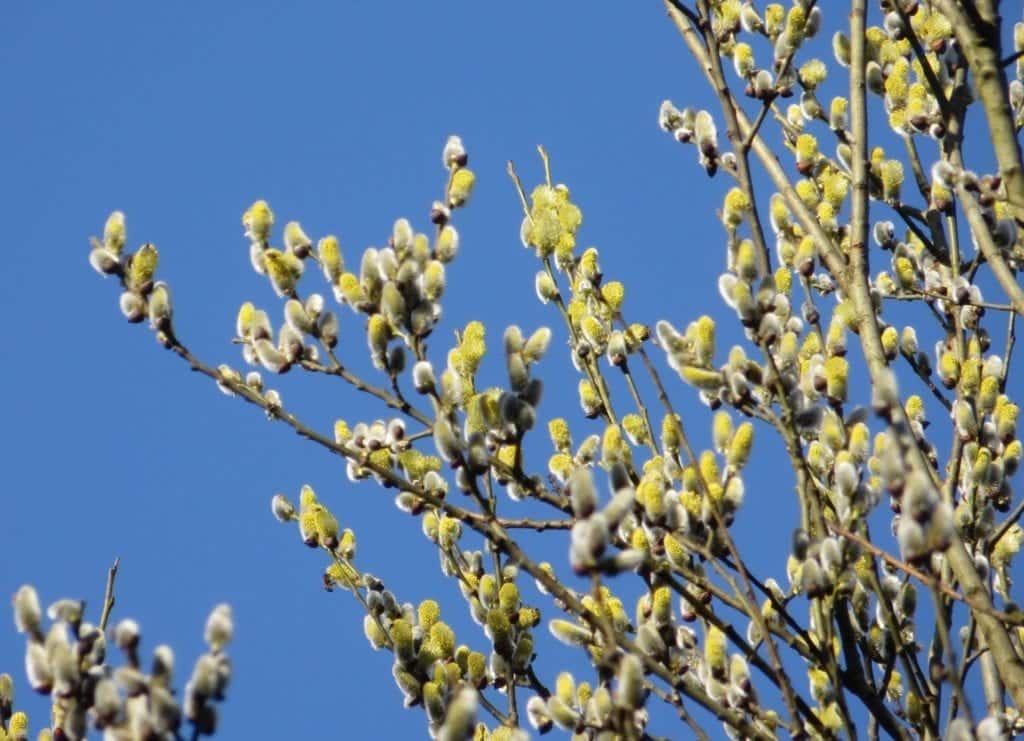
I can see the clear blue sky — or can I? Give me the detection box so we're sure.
[1,2,993,739]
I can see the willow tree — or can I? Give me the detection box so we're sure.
[5,1,1024,739]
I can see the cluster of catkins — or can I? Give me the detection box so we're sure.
[544,562,778,737]
[526,400,770,735]
[10,585,231,740]
[417,322,552,500]
[524,657,651,738]
[272,480,538,741]
[423,504,651,738]
[517,178,649,423]
[236,136,471,386]
[88,213,172,337]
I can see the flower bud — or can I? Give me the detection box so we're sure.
[264,388,283,412]
[823,355,849,403]
[602,484,635,530]
[485,608,514,658]
[360,614,388,651]
[523,327,552,363]
[535,271,560,304]
[89,246,122,277]
[435,225,459,263]
[694,109,718,155]
[253,339,289,373]
[569,467,598,519]
[421,260,446,301]
[898,516,928,563]
[800,558,829,597]
[92,676,121,726]
[125,243,159,294]
[448,169,476,208]
[527,695,553,732]
[722,187,751,229]
[578,380,602,418]
[437,516,461,551]
[204,604,233,650]
[937,348,960,389]
[13,585,42,636]
[419,680,445,725]
[953,399,978,440]
[145,281,173,331]
[149,684,182,735]
[151,644,175,686]
[433,418,462,464]
[263,249,300,297]
[97,211,127,258]
[614,654,645,710]
[242,200,274,243]
[114,618,141,653]
[119,291,147,323]
[544,695,579,731]
[726,422,754,470]
[266,495,294,524]
[594,331,624,369]
[367,313,391,367]
[549,619,592,648]
[283,221,312,257]
[306,293,325,320]
[442,135,468,169]
[379,282,406,329]
[25,641,52,693]
[434,688,477,741]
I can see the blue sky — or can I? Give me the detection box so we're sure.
[2,2,1008,739]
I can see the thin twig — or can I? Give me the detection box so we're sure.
[929,584,975,728]
[829,523,1024,627]
[988,497,1024,555]
[478,692,510,726]
[953,184,1024,316]
[1002,49,1024,68]
[647,682,711,741]
[99,557,121,631]
[883,290,1016,313]
[1001,311,1016,393]
[495,517,571,531]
